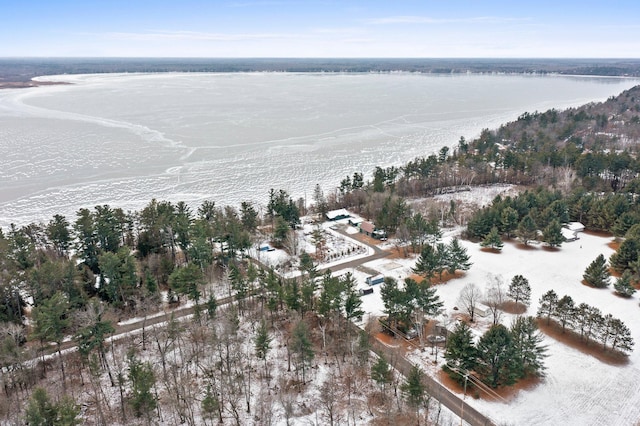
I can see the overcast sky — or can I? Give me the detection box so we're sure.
[2,0,639,58]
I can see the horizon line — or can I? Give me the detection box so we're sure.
[2,56,640,60]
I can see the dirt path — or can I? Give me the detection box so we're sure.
[321,226,391,273]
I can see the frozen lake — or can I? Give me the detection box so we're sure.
[0,72,638,227]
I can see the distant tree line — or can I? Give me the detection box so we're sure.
[5,58,640,83]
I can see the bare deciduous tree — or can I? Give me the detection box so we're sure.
[457,283,483,322]
[319,373,342,426]
[485,274,506,325]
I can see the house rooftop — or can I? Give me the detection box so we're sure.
[326,208,351,221]
[565,222,585,232]
[361,221,375,233]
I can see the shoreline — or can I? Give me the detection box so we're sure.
[0,79,71,89]
[1,58,639,91]
[3,69,637,91]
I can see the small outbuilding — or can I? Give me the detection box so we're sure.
[566,222,585,233]
[360,221,387,240]
[348,216,364,227]
[473,303,491,318]
[326,209,352,221]
[366,274,385,286]
[562,222,585,242]
[358,287,374,296]
[561,228,579,242]
[360,221,377,236]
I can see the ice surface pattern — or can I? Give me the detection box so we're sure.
[0,72,637,227]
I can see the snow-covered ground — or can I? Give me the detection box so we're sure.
[337,230,640,426]
[432,184,519,208]
[249,216,374,277]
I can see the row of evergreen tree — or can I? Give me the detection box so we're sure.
[537,290,634,353]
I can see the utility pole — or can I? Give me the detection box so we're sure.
[460,372,468,426]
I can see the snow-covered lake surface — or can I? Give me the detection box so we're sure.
[1,72,639,228]
[340,229,638,426]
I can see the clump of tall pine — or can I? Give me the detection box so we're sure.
[443,316,546,389]
[583,254,611,288]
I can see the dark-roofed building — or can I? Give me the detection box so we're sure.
[326,208,351,221]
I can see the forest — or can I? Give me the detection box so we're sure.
[3,58,640,83]
[2,83,640,424]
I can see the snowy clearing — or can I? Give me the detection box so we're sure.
[339,231,639,426]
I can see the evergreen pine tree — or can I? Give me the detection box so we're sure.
[168,261,204,304]
[254,320,272,377]
[542,219,565,248]
[356,330,371,366]
[510,316,547,379]
[500,207,519,239]
[299,251,318,280]
[412,244,438,282]
[434,242,450,281]
[380,277,405,330]
[476,324,518,388]
[25,387,81,426]
[447,237,472,274]
[401,365,428,414]
[480,226,503,251]
[371,354,393,393]
[548,200,570,225]
[410,278,444,318]
[206,294,218,320]
[612,212,640,238]
[574,302,602,344]
[583,254,611,288]
[272,215,290,247]
[291,320,314,383]
[537,289,558,325]
[342,272,364,323]
[404,277,443,343]
[31,292,71,386]
[202,384,221,425]
[507,275,531,307]
[598,313,614,350]
[443,321,477,383]
[607,317,635,354]
[610,237,640,274]
[56,396,82,426]
[284,279,302,313]
[614,270,636,297]
[128,354,157,420]
[554,295,576,332]
[516,214,538,245]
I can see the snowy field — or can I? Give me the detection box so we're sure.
[335,229,639,426]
